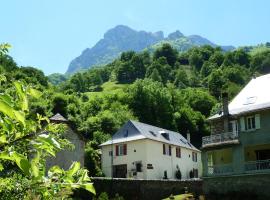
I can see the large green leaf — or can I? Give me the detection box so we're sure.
[0,134,7,144]
[11,152,31,176]
[14,110,26,127]
[31,152,40,178]
[14,81,28,111]
[0,100,16,119]
[81,183,96,195]
[67,162,80,177]
[28,88,42,98]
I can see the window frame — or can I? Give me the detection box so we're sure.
[245,115,256,130]
[115,144,127,156]
[192,152,198,162]
[176,147,181,158]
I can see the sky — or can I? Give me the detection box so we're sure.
[1,0,270,75]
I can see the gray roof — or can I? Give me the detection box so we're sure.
[50,113,68,122]
[209,73,270,120]
[100,120,200,152]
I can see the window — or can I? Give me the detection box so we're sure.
[246,116,255,130]
[136,162,142,172]
[109,151,113,156]
[229,120,238,133]
[192,152,197,162]
[149,131,157,137]
[176,147,181,158]
[161,132,170,140]
[193,169,199,178]
[123,130,128,137]
[115,144,127,156]
[240,114,260,131]
[162,144,171,156]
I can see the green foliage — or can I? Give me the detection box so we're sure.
[48,73,67,85]
[153,43,178,66]
[0,80,95,199]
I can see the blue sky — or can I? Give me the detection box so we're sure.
[1,0,270,75]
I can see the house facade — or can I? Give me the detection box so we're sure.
[100,120,201,180]
[202,74,270,177]
[46,113,85,170]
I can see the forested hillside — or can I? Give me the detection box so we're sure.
[1,42,270,178]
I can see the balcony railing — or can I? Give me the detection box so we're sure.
[245,159,270,172]
[202,131,239,147]
[207,164,233,176]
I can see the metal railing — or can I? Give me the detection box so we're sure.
[202,131,238,147]
[207,164,233,176]
[245,159,270,172]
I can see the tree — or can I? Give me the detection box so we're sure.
[149,68,162,82]
[153,43,178,66]
[0,80,95,199]
[51,93,68,117]
[174,69,189,88]
[128,79,175,129]
[182,88,216,117]
[208,69,226,98]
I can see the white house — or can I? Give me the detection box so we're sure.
[100,120,201,180]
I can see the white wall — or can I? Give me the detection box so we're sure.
[101,139,148,178]
[145,139,201,179]
[101,138,201,179]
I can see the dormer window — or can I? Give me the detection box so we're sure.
[161,132,170,140]
[149,131,157,137]
[123,130,128,137]
[243,96,257,105]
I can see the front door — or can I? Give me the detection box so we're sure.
[113,164,127,178]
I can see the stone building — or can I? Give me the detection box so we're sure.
[46,113,85,170]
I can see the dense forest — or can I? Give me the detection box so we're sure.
[1,42,270,180]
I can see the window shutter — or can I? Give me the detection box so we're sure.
[169,145,171,156]
[123,144,127,155]
[240,117,245,131]
[255,114,260,129]
[176,148,178,157]
[163,144,166,155]
[115,145,119,156]
[179,148,181,158]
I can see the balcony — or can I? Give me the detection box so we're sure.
[245,159,270,172]
[207,164,233,176]
[202,131,239,148]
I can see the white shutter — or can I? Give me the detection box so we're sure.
[240,117,245,131]
[255,114,261,129]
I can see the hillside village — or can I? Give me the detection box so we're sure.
[1,27,270,199]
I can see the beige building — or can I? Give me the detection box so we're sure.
[100,120,201,179]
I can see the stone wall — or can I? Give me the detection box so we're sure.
[46,127,85,170]
[203,173,270,200]
[91,178,203,200]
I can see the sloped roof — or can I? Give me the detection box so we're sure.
[209,73,270,120]
[50,113,68,122]
[100,120,199,152]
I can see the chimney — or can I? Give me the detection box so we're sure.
[222,92,229,132]
[222,92,229,116]
[186,131,191,143]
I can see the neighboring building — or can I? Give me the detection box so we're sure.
[100,120,201,179]
[46,113,85,170]
[202,74,270,177]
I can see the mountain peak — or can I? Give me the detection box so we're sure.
[167,30,184,40]
[66,26,234,74]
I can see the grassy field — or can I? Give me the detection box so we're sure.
[85,81,129,97]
